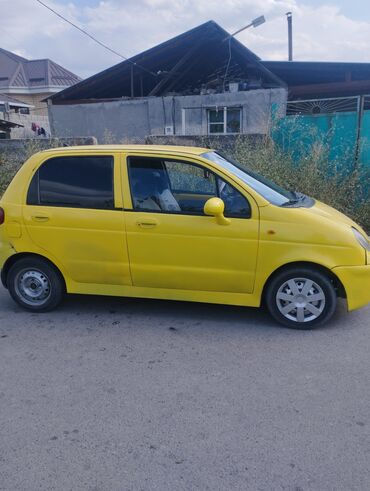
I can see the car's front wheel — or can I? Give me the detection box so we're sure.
[265,267,337,329]
[7,257,65,312]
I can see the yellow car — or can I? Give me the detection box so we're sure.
[0,145,369,328]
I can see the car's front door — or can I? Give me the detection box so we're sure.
[123,154,259,294]
[23,153,131,287]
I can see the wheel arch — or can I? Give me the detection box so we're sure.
[1,252,66,291]
[261,261,346,303]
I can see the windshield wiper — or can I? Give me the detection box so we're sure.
[281,192,305,206]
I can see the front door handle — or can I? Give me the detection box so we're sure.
[136,219,158,229]
[31,215,50,222]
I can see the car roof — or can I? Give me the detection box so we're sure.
[39,144,212,156]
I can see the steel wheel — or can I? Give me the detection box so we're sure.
[7,257,65,312]
[14,269,52,307]
[276,278,326,323]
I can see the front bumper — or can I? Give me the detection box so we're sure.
[332,264,370,311]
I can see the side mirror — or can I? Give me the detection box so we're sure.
[204,197,230,226]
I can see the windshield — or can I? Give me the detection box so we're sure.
[202,151,295,206]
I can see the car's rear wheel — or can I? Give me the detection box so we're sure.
[265,267,337,329]
[7,257,64,312]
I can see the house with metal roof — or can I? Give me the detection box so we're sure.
[0,47,81,138]
[47,21,287,143]
[0,47,81,117]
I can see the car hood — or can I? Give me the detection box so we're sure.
[308,199,367,236]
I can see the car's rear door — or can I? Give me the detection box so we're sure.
[23,152,131,287]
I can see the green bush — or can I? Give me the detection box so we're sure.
[0,140,61,197]
[0,154,20,197]
[230,135,369,234]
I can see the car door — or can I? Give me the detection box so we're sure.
[23,152,131,287]
[122,153,259,294]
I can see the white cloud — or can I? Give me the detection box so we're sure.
[1,0,370,79]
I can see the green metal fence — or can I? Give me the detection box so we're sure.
[272,95,370,170]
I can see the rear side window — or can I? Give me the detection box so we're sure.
[27,156,114,209]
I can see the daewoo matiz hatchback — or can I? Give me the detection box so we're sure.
[0,145,369,328]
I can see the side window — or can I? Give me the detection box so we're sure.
[27,156,114,209]
[127,156,251,218]
[165,161,216,195]
[128,157,180,212]
[128,157,217,214]
[217,178,251,218]
[164,160,217,213]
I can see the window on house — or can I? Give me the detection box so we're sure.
[14,107,30,114]
[27,155,114,209]
[208,107,241,134]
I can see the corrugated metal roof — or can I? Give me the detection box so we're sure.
[10,65,27,87]
[0,47,82,90]
[0,47,27,63]
[49,20,285,104]
[263,61,370,85]
[262,60,370,99]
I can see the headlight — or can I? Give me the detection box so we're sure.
[352,227,370,251]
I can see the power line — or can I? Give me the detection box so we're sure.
[34,0,157,77]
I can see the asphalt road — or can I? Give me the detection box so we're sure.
[0,287,369,491]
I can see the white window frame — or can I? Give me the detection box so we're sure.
[207,106,242,135]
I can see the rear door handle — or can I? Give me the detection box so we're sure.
[136,219,158,229]
[31,215,50,222]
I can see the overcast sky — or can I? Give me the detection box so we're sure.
[2,0,370,79]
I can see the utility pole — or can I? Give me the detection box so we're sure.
[286,12,293,61]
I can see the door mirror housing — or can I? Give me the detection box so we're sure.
[204,197,230,225]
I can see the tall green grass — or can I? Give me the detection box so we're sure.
[1,135,369,233]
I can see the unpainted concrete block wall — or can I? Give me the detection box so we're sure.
[48,88,287,143]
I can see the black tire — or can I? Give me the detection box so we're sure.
[7,257,65,312]
[265,267,337,329]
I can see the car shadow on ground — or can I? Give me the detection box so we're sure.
[57,292,350,333]
[0,287,352,335]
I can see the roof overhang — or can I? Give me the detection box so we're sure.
[262,60,370,98]
[0,119,24,130]
[0,98,33,108]
[3,86,72,95]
